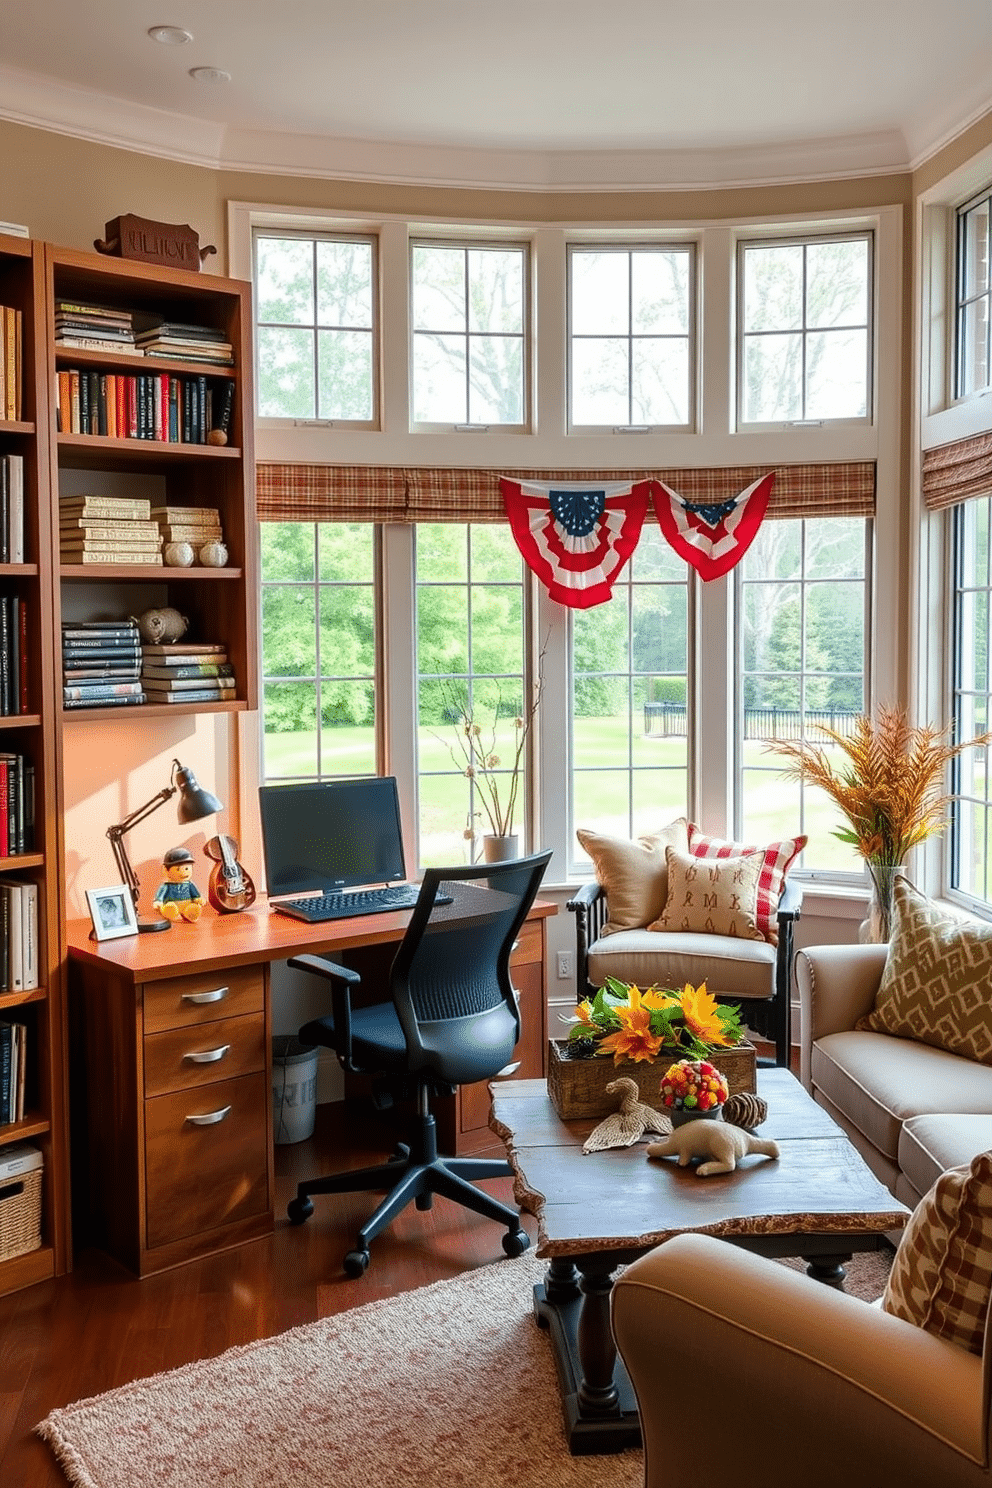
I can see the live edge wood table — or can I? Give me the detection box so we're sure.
[489,1068,910,1455]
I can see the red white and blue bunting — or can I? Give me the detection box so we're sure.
[500,477,653,609]
[652,472,775,582]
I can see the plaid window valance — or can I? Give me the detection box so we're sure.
[922,431,992,512]
[256,461,876,524]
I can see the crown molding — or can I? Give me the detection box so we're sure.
[0,60,969,193]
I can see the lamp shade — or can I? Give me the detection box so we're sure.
[174,762,224,823]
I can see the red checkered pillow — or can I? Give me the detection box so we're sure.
[686,824,805,944]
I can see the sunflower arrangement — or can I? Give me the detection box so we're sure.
[765,704,992,867]
[562,978,745,1065]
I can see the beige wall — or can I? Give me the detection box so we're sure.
[4,112,979,923]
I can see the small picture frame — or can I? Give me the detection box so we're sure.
[86,884,139,941]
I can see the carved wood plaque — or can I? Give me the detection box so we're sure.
[95,215,207,271]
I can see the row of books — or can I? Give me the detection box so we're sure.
[0,304,22,422]
[0,1023,28,1127]
[0,454,24,563]
[55,369,233,445]
[0,754,36,856]
[54,299,233,366]
[0,596,29,716]
[61,618,237,707]
[0,880,38,994]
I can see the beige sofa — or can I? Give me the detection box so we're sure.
[796,941,992,1207]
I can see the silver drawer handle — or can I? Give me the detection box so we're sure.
[183,1045,231,1064]
[496,1060,521,1078]
[181,987,229,1005]
[185,1105,232,1126]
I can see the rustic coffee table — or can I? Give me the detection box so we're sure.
[489,1067,909,1455]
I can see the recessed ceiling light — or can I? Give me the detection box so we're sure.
[148,25,193,45]
[190,66,232,84]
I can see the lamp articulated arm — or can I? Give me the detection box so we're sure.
[107,785,177,910]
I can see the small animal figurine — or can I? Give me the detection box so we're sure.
[152,846,206,923]
[582,1076,672,1153]
[134,606,189,645]
[646,1120,780,1178]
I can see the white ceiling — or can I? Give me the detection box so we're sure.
[3,1,992,189]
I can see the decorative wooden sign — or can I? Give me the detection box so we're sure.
[94,215,217,271]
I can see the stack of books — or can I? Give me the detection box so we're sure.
[62,618,145,710]
[60,494,163,565]
[141,642,236,704]
[0,304,22,420]
[53,299,141,357]
[132,315,234,366]
[0,754,34,854]
[152,505,225,556]
[0,882,37,999]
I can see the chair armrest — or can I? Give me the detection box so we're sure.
[613,1234,986,1481]
[796,941,888,1088]
[288,953,362,1071]
[777,873,804,923]
[566,881,606,1000]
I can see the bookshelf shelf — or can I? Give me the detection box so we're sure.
[60,564,243,581]
[0,854,43,872]
[0,986,46,1012]
[0,421,34,436]
[0,1112,50,1144]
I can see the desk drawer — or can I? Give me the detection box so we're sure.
[144,1012,265,1098]
[144,1072,270,1250]
[143,965,264,1034]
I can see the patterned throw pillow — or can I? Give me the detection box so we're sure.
[649,845,765,940]
[576,819,689,935]
[687,824,806,945]
[881,1150,992,1355]
[857,876,992,1065]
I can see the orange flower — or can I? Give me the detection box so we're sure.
[597,987,665,1064]
[677,982,737,1047]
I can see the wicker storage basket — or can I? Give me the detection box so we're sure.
[547,1038,757,1121]
[0,1165,43,1262]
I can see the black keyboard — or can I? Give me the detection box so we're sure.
[273,884,446,922]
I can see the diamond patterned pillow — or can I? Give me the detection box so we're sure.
[881,1150,992,1355]
[687,823,806,945]
[857,876,992,1065]
[576,819,689,934]
[649,845,765,940]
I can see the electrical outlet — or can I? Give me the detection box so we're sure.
[557,951,573,980]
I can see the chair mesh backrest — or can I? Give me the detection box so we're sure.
[395,857,546,1025]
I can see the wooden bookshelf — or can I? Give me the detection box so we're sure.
[0,233,65,1296]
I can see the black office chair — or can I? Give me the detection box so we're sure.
[286,849,553,1276]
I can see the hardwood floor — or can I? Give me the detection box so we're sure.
[0,1101,537,1487]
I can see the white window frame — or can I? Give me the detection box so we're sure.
[565,240,697,434]
[252,226,380,431]
[232,200,900,897]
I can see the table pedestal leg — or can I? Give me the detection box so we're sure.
[804,1252,851,1289]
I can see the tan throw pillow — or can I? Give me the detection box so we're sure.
[881,1150,992,1355]
[857,876,992,1065]
[648,845,764,940]
[576,819,689,934]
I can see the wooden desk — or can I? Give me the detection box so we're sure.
[66,895,556,1277]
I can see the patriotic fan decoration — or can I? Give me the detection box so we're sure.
[500,477,654,609]
[653,472,775,581]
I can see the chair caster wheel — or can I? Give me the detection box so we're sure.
[287,1196,314,1225]
[415,1192,434,1211]
[502,1228,530,1258]
[389,1143,411,1163]
[344,1248,371,1277]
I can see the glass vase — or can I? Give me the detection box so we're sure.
[858,861,902,943]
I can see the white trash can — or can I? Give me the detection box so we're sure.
[272,1035,319,1144]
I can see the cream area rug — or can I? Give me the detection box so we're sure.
[37,1247,893,1488]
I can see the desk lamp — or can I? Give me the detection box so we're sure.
[107,758,223,932]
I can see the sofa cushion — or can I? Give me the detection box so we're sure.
[811,1029,992,1162]
[687,823,806,944]
[587,927,775,1000]
[857,876,992,1065]
[882,1150,992,1355]
[898,1115,992,1205]
[576,819,689,934]
[650,846,764,940]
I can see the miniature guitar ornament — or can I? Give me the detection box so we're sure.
[204,834,256,913]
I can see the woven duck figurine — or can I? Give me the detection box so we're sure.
[582,1077,673,1154]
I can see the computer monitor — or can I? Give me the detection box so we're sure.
[258,776,407,898]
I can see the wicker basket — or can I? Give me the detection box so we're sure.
[0,1165,43,1262]
[547,1038,757,1121]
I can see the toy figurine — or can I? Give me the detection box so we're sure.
[152,846,206,923]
